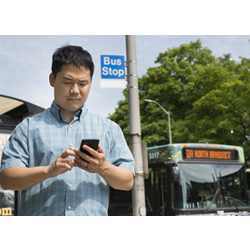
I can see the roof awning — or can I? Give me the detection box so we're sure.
[0,96,24,115]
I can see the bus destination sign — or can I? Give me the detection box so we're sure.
[183,148,238,161]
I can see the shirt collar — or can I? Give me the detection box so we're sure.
[49,101,87,123]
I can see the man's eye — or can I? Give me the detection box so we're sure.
[79,82,87,87]
[64,81,73,85]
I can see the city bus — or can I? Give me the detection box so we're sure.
[109,143,250,215]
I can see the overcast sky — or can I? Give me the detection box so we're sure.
[1,35,250,117]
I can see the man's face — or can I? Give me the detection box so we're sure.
[49,64,92,112]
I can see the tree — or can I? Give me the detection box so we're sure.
[110,40,250,159]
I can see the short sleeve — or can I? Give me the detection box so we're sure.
[108,122,135,175]
[1,119,29,169]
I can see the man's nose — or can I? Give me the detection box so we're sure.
[70,83,80,94]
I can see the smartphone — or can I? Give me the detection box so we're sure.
[79,139,99,156]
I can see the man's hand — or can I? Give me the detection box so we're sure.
[74,145,108,174]
[47,148,76,178]
[74,145,134,191]
[0,148,78,191]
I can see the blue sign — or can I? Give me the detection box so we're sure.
[101,55,126,79]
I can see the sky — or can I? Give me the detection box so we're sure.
[1,35,250,117]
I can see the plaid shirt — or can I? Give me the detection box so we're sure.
[1,102,134,216]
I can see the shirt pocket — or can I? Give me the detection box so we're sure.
[31,127,65,166]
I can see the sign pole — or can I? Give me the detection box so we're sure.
[125,35,146,216]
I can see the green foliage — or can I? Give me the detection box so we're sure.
[110,40,250,160]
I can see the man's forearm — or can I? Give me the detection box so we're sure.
[0,167,50,191]
[0,149,79,191]
[99,161,134,191]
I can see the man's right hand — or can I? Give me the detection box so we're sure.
[47,148,76,178]
[0,148,77,191]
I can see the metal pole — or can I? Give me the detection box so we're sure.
[144,99,173,144]
[167,112,172,144]
[126,35,146,216]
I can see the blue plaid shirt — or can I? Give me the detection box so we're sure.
[1,102,135,216]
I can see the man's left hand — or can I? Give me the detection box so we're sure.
[74,145,108,174]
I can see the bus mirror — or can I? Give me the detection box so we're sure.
[142,141,149,179]
[164,160,177,167]
[246,190,250,200]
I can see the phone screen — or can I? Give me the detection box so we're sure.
[79,139,99,156]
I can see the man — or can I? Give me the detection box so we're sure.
[0,45,134,215]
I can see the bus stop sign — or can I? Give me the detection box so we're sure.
[100,55,126,79]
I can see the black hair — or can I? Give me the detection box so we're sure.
[51,45,94,78]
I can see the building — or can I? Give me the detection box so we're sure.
[0,95,44,214]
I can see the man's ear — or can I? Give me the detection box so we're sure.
[49,73,55,87]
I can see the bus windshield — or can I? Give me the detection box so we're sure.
[174,163,249,210]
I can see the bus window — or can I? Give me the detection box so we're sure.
[176,163,248,209]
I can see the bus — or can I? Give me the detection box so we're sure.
[109,143,250,215]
